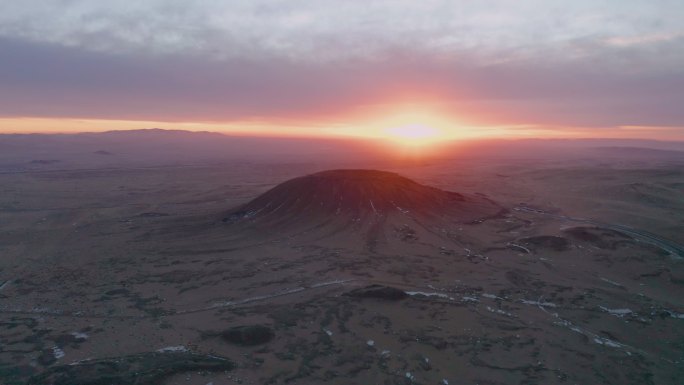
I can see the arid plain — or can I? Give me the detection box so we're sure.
[0,131,683,385]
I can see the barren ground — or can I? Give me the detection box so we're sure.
[0,143,683,385]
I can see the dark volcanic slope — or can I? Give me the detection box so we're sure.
[225,169,502,231]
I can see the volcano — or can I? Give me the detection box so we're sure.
[224,170,503,233]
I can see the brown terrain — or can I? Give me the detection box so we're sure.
[0,131,683,385]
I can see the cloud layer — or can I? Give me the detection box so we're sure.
[1,1,683,134]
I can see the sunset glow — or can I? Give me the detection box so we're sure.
[384,125,442,145]
[386,124,441,139]
[0,2,682,141]
[2,4,683,384]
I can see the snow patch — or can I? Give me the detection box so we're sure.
[599,306,633,317]
[482,293,503,300]
[369,200,377,213]
[70,332,88,340]
[156,346,189,353]
[209,279,353,309]
[593,337,624,348]
[556,319,588,335]
[600,277,624,287]
[310,279,354,288]
[52,346,65,360]
[68,358,94,366]
[406,291,452,300]
[507,243,531,254]
[666,310,684,319]
[521,299,557,308]
[556,319,629,350]
[486,306,513,317]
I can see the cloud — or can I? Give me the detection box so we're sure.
[0,1,683,131]
[2,1,683,61]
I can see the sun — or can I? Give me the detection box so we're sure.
[384,124,443,146]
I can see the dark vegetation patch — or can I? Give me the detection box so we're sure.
[222,325,274,346]
[398,328,449,350]
[0,363,36,385]
[52,334,84,349]
[269,305,308,327]
[136,212,170,218]
[28,352,233,385]
[505,269,546,291]
[36,349,57,367]
[104,288,129,297]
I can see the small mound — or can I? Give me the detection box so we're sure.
[224,170,502,229]
[345,284,408,300]
[222,325,274,346]
[563,226,633,250]
[518,235,571,252]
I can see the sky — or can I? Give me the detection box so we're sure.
[1,0,683,140]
